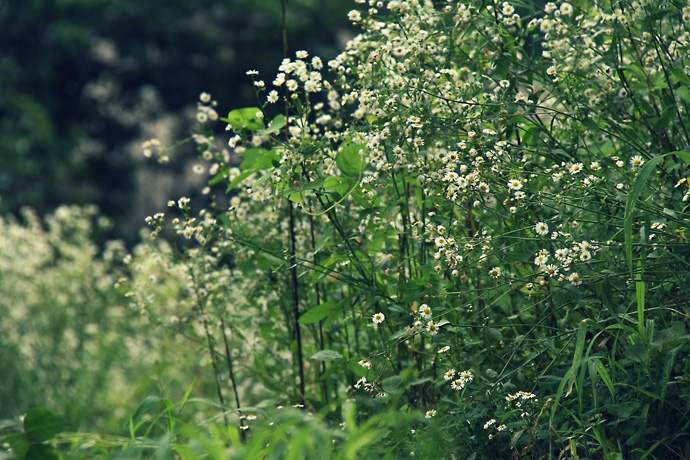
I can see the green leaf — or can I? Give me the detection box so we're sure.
[389,328,411,342]
[636,275,646,342]
[314,227,334,254]
[323,305,343,330]
[624,151,690,276]
[652,106,677,133]
[310,349,343,361]
[579,117,601,133]
[324,176,349,195]
[257,114,286,135]
[23,408,66,443]
[336,142,365,176]
[3,434,30,459]
[299,301,336,324]
[596,360,615,399]
[208,165,229,185]
[25,444,59,460]
[485,327,503,341]
[382,375,403,394]
[550,320,588,424]
[222,107,263,131]
[226,169,255,193]
[320,358,346,381]
[288,191,305,204]
[671,68,690,85]
[177,379,195,419]
[660,344,683,404]
[240,148,278,170]
[409,377,432,386]
[348,357,377,376]
[132,396,166,424]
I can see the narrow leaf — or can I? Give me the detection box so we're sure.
[226,169,255,193]
[299,301,336,324]
[624,151,690,276]
[310,349,343,361]
[596,360,615,398]
[257,114,286,135]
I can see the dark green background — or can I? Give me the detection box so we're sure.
[0,0,352,243]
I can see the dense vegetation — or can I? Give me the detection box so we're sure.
[3,0,690,458]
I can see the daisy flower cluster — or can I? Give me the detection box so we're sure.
[443,368,474,392]
[406,303,444,338]
[483,390,539,439]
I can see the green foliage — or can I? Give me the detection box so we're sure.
[0,206,204,433]
[2,407,65,460]
[4,0,690,459]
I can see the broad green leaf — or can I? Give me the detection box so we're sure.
[310,349,343,361]
[652,107,677,133]
[579,117,601,132]
[323,307,342,330]
[222,107,263,131]
[389,328,411,342]
[23,408,66,443]
[336,142,365,176]
[25,443,59,460]
[153,434,173,460]
[382,375,403,393]
[324,176,349,195]
[671,68,690,85]
[4,434,30,459]
[239,148,278,170]
[288,191,304,204]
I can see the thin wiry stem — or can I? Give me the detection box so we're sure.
[219,316,245,442]
[282,0,306,408]
[308,206,329,407]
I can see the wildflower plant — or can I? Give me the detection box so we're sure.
[123,0,690,458]
[0,206,201,432]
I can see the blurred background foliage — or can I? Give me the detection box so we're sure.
[0,0,353,244]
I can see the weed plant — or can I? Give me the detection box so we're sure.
[3,0,690,459]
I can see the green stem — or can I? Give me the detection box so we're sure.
[219,316,245,442]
